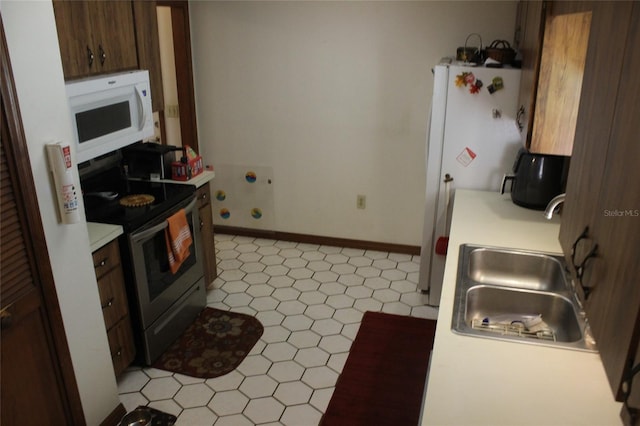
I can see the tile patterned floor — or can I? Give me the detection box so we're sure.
[117,234,438,425]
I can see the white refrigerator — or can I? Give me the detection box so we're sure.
[418,61,522,305]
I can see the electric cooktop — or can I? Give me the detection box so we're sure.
[81,167,195,232]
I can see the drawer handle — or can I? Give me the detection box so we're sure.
[102,297,114,309]
[95,257,109,268]
[199,193,207,201]
[113,347,122,358]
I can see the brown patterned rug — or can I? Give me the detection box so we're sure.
[152,307,264,378]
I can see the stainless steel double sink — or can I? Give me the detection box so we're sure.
[451,244,597,352]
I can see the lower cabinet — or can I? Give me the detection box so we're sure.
[196,182,218,285]
[92,240,135,376]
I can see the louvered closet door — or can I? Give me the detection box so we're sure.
[1,22,83,425]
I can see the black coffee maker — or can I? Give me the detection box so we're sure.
[501,148,570,210]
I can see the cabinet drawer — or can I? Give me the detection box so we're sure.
[92,241,121,279]
[97,269,128,330]
[195,183,211,209]
[106,316,136,376]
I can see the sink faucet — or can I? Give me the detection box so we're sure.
[544,193,566,219]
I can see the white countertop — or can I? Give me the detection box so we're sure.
[422,190,621,425]
[158,170,215,188]
[87,222,123,252]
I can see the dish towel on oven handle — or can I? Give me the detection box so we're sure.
[165,208,193,274]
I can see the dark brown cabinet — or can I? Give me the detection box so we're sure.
[54,0,165,113]
[196,182,218,286]
[558,2,640,422]
[53,0,138,79]
[92,240,136,376]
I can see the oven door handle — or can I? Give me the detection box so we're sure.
[130,197,197,243]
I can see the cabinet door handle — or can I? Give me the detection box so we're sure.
[570,226,597,300]
[101,297,114,309]
[98,44,106,66]
[86,46,94,67]
[199,220,204,230]
[95,257,109,269]
[571,226,590,267]
[622,363,640,421]
[576,244,598,300]
[199,193,207,201]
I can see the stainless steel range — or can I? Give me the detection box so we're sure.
[81,153,206,365]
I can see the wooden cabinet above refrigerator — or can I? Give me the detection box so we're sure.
[515,1,591,156]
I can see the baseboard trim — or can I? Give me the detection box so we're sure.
[213,225,421,256]
[100,402,126,426]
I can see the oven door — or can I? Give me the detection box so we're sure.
[128,195,204,330]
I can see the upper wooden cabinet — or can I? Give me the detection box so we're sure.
[530,11,591,155]
[53,1,164,113]
[53,0,138,79]
[515,1,592,156]
[558,2,640,421]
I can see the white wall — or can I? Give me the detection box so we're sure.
[190,1,517,246]
[0,2,120,424]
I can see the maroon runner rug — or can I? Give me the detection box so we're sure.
[152,307,263,378]
[321,311,437,426]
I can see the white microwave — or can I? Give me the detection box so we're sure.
[66,70,154,163]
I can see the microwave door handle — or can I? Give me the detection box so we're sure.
[135,85,146,131]
[130,197,197,243]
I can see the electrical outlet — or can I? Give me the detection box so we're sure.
[166,104,180,118]
[357,194,366,209]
